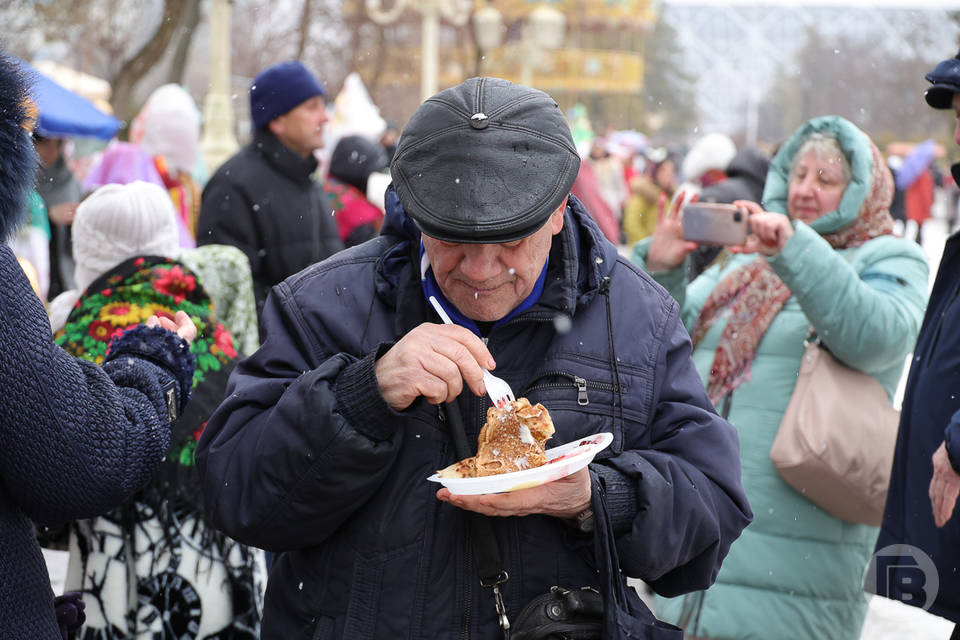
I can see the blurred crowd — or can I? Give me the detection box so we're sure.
[8,43,960,640]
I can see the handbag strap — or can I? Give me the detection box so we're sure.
[443,401,512,636]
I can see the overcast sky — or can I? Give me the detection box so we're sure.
[665,0,960,7]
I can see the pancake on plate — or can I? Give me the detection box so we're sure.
[437,398,554,478]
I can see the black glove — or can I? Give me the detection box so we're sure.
[54,591,86,640]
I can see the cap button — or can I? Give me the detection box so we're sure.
[470,112,489,130]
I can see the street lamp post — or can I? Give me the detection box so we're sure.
[473,2,505,75]
[472,4,566,88]
[519,6,566,87]
[366,0,474,103]
[201,0,239,173]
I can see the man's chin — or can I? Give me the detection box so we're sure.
[450,298,510,323]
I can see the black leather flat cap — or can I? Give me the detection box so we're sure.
[925,49,960,109]
[391,77,580,243]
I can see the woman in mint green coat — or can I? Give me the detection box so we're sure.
[631,116,929,640]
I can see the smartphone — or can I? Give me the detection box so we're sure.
[681,202,749,246]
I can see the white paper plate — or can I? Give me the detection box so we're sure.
[427,432,614,495]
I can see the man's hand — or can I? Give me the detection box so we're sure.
[436,467,592,519]
[375,322,497,411]
[929,441,960,527]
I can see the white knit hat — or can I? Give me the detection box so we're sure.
[71,181,180,292]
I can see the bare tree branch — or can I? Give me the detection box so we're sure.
[296,0,313,61]
[167,0,202,84]
[111,0,188,125]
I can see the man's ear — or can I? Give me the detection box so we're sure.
[550,197,568,235]
[267,116,284,138]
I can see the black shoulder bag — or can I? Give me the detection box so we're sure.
[443,402,683,640]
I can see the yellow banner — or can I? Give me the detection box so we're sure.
[475,0,657,26]
[448,47,644,93]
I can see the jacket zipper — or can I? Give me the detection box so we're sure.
[460,525,473,640]
[523,371,621,406]
[456,392,488,640]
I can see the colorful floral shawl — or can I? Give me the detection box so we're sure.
[178,244,260,357]
[691,137,895,406]
[54,256,237,502]
[53,256,263,638]
[55,255,237,487]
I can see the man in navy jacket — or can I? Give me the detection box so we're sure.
[873,50,960,634]
[197,77,752,639]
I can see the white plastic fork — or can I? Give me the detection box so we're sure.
[428,296,516,407]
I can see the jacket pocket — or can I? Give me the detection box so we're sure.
[340,540,423,639]
[310,616,335,640]
[521,363,649,455]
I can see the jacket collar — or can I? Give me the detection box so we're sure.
[251,128,318,184]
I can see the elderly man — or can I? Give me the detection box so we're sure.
[872,50,960,635]
[196,77,752,639]
[198,60,342,330]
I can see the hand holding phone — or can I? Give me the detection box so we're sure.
[681,202,749,246]
[645,190,699,272]
[729,200,795,256]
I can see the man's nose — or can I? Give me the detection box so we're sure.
[459,245,502,282]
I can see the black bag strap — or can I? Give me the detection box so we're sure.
[444,401,512,636]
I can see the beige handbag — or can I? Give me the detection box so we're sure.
[769,332,899,526]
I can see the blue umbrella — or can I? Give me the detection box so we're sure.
[894,139,936,191]
[15,57,120,140]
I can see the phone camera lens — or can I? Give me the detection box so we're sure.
[733,211,742,223]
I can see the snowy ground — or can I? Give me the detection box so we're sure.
[860,594,954,640]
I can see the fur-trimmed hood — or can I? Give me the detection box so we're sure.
[0,51,37,241]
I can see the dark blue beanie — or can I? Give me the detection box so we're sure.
[250,61,326,129]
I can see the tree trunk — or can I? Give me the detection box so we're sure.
[167,0,202,85]
[111,0,189,129]
[295,0,313,61]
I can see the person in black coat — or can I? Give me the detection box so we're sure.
[872,49,960,637]
[197,61,343,334]
[325,134,389,247]
[0,50,197,640]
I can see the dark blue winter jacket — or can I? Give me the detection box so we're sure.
[875,229,960,622]
[196,189,753,639]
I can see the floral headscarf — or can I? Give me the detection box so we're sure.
[54,255,237,496]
